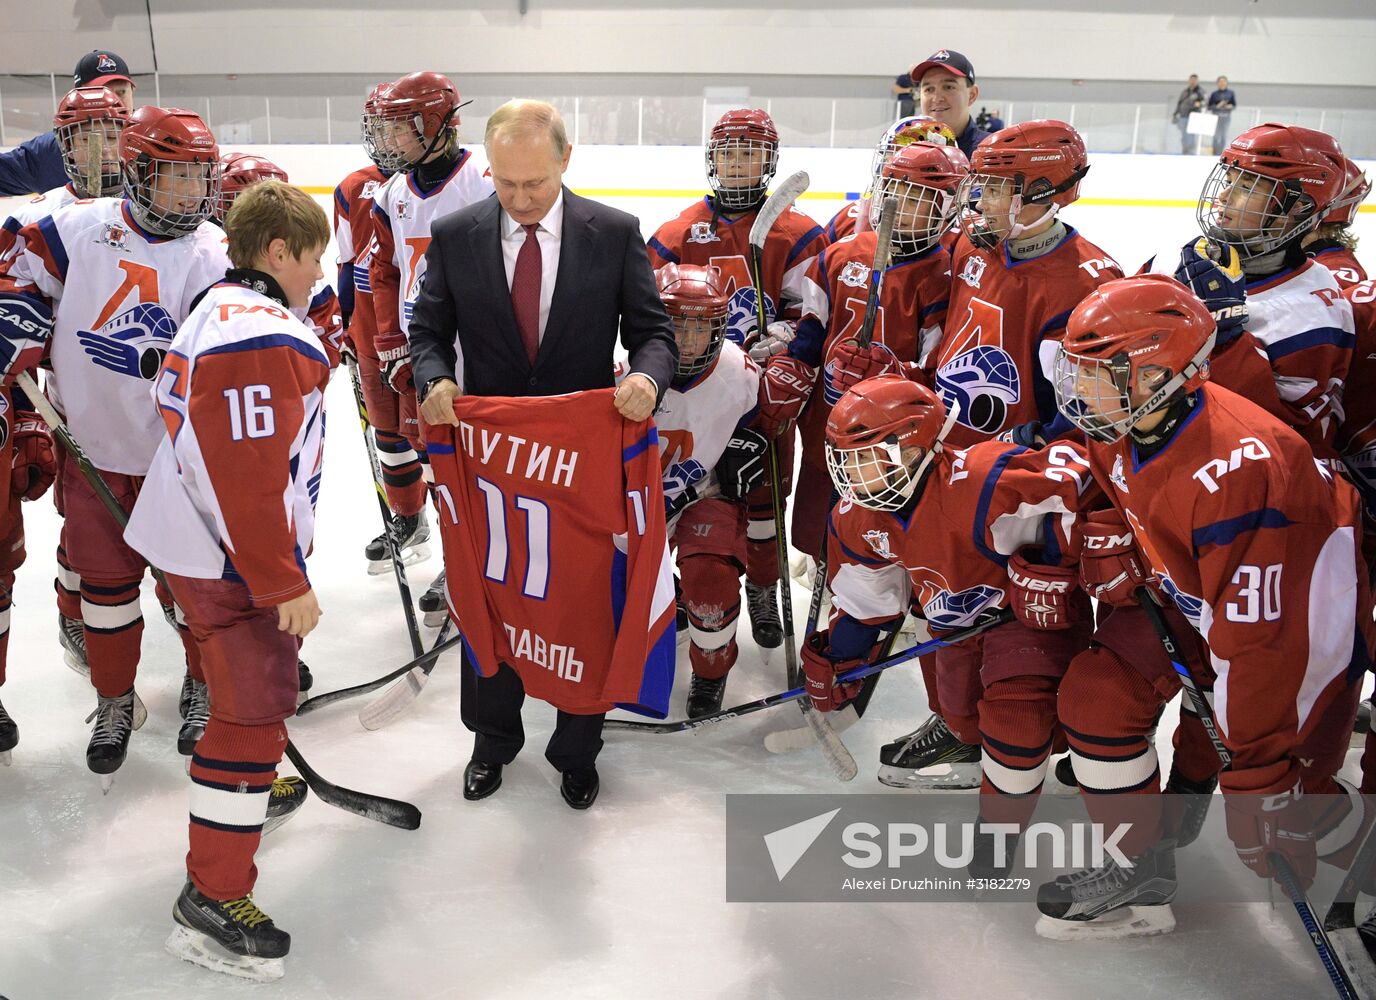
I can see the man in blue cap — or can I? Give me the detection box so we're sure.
[0,50,136,195]
[911,49,991,158]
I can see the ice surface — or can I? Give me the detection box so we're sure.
[0,189,1372,1000]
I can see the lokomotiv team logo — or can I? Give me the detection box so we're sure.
[1109,454,1129,493]
[914,571,1003,631]
[76,302,177,380]
[862,529,892,560]
[0,391,9,449]
[725,285,774,347]
[361,180,380,200]
[687,221,720,244]
[98,223,129,252]
[958,255,986,288]
[839,261,869,289]
[395,199,410,220]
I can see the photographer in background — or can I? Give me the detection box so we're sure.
[1172,74,1205,154]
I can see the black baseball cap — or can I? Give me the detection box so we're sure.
[73,50,134,89]
[910,49,976,85]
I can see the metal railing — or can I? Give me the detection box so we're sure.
[3,73,1374,157]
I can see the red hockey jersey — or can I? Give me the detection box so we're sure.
[931,228,1122,448]
[1085,383,1370,774]
[426,389,677,716]
[828,439,1096,633]
[1339,279,1376,506]
[332,164,386,353]
[1312,244,1368,291]
[647,196,825,348]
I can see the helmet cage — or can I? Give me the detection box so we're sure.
[124,156,220,237]
[57,117,124,197]
[871,175,957,257]
[1197,161,1320,259]
[672,312,729,382]
[825,402,958,511]
[706,136,779,211]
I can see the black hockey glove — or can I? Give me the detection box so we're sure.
[1175,238,1247,347]
[715,428,769,500]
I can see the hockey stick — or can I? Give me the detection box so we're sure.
[607,609,1012,735]
[296,631,464,715]
[1323,816,1376,997]
[283,741,420,831]
[744,173,856,780]
[346,357,424,659]
[1140,589,1360,998]
[357,616,456,731]
[18,371,419,829]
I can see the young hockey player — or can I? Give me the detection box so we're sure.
[0,85,127,677]
[0,106,227,778]
[1040,273,1371,939]
[125,179,327,981]
[756,140,968,562]
[646,264,763,715]
[648,108,826,649]
[806,375,1096,845]
[370,71,494,621]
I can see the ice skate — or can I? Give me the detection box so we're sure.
[365,511,430,575]
[878,714,981,790]
[58,613,88,676]
[178,678,210,757]
[417,568,448,627]
[1163,764,1217,848]
[744,581,782,649]
[297,660,313,699]
[1047,755,1079,796]
[1035,840,1177,941]
[166,880,289,982]
[968,819,1021,880]
[0,696,16,765]
[86,687,139,792]
[263,776,308,835]
[1354,697,1372,748]
[178,669,194,719]
[686,674,727,719]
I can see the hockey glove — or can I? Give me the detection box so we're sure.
[1175,238,1247,347]
[715,428,768,500]
[0,295,53,386]
[1221,760,1316,889]
[756,355,817,438]
[11,411,55,501]
[748,321,797,362]
[997,420,1048,449]
[663,459,707,521]
[801,630,864,712]
[822,340,901,405]
[375,331,413,394]
[1006,550,1076,630]
[1079,509,1152,607]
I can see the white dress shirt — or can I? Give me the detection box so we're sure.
[500,190,563,342]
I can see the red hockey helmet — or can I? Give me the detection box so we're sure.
[54,86,127,197]
[868,115,959,190]
[1325,155,1371,227]
[1197,123,1347,259]
[825,375,958,511]
[871,141,969,257]
[366,72,461,171]
[959,120,1089,246]
[706,108,780,212]
[119,106,220,236]
[1053,274,1216,443]
[360,80,400,172]
[657,263,730,382]
[218,152,289,221]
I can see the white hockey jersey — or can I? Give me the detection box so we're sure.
[126,279,331,604]
[0,197,229,474]
[370,150,494,340]
[0,184,79,259]
[620,341,760,527]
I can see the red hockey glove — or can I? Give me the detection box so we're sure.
[756,355,817,438]
[822,340,900,406]
[375,330,413,394]
[1006,550,1076,630]
[1079,508,1151,607]
[11,412,55,501]
[1221,761,1315,889]
[801,630,864,712]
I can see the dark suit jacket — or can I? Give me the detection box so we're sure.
[409,187,677,401]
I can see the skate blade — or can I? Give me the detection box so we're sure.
[764,704,859,753]
[62,647,91,678]
[1328,926,1376,995]
[165,924,285,982]
[877,762,981,790]
[366,543,431,576]
[132,691,147,732]
[0,750,10,766]
[421,608,448,629]
[100,773,116,795]
[262,806,303,837]
[1034,904,1176,942]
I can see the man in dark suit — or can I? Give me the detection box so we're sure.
[409,99,677,810]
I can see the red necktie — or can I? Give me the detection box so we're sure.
[511,222,541,364]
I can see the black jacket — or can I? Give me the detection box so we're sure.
[409,187,677,402]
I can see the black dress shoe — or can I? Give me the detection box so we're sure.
[560,767,599,810]
[464,760,503,801]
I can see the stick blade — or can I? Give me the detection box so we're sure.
[749,170,810,248]
[801,702,858,781]
[358,666,429,731]
[284,742,422,831]
[1327,928,1376,997]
